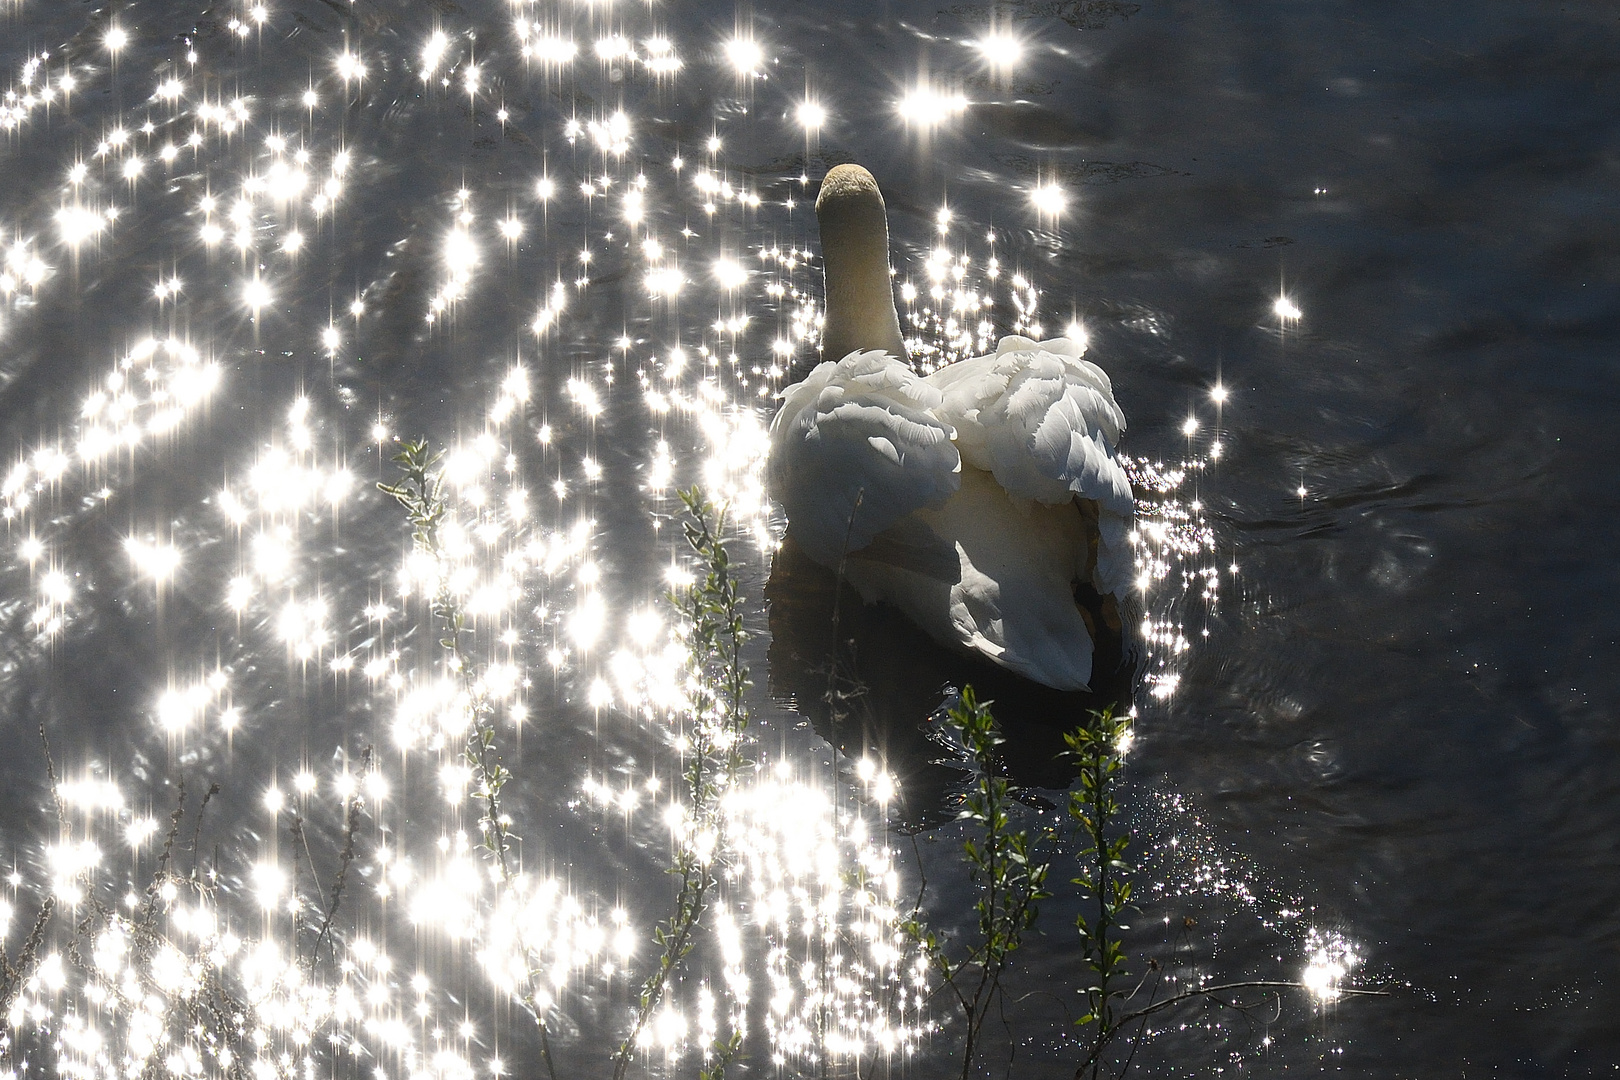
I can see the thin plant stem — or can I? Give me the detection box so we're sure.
[381,440,559,1080]
[1063,708,1389,1079]
[1066,707,1132,1079]
[308,745,372,973]
[613,488,751,1080]
[1073,981,1390,1078]
[902,687,1050,1080]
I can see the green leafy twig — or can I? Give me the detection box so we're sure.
[904,687,1051,1080]
[379,441,516,866]
[698,1028,745,1080]
[381,439,558,1080]
[1066,707,1132,1077]
[1063,711,1391,1079]
[613,488,751,1080]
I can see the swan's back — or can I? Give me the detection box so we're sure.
[926,335,1136,597]
[927,336,1131,515]
[770,337,1134,691]
[768,350,961,568]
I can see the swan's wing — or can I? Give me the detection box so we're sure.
[927,336,1132,517]
[844,466,1099,689]
[769,350,961,568]
[1093,510,1134,597]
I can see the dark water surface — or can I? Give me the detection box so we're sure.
[1,0,1617,1076]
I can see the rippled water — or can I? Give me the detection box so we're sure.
[1,0,1617,1076]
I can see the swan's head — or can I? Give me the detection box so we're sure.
[811,164,908,376]
[816,164,890,251]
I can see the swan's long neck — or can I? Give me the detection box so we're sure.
[814,166,908,372]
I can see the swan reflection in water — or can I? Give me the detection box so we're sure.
[765,533,1139,826]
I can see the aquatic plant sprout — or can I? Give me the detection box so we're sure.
[0,2,1359,1077]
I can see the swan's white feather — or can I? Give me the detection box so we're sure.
[772,337,1133,689]
[769,350,961,568]
[927,337,1131,516]
[926,336,1136,599]
[843,466,1100,689]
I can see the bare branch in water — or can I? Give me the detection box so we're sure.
[309,746,373,973]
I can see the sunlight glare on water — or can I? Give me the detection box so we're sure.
[0,1,1362,1077]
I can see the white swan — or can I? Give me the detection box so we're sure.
[769,164,1134,691]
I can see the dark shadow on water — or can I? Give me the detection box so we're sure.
[765,535,1140,828]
